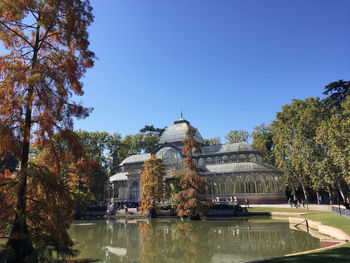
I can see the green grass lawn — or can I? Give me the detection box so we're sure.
[247,207,350,263]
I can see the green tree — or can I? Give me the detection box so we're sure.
[0,0,95,261]
[143,132,159,153]
[323,80,350,109]
[106,133,123,174]
[225,130,249,143]
[76,130,116,200]
[251,123,274,164]
[204,137,221,146]
[316,98,350,200]
[176,125,206,220]
[140,124,166,136]
[140,155,165,217]
[271,98,326,202]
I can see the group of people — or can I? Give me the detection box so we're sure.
[288,196,350,210]
[212,196,250,207]
[288,198,306,208]
[106,201,140,215]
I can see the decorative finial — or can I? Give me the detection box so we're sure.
[180,110,183,118]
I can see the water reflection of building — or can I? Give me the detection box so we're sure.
[70,220,320,262]
[106,117,286,203]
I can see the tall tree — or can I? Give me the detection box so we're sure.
[225,130,249,143]
[139,155,165,217]
[176,124,206,220]
[106,133,123,174]
[316,98,350,200]
[251,123,274,164]
[272,98,327,202]
[0,1,95,261]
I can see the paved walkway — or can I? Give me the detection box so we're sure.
[248,203,335,212]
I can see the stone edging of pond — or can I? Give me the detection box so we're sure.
[288,217,350,241]
[247,216,350,263]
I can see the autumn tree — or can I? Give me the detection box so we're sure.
[176,124,206,220]
[140,155,165,217]
[225,130,250,143]
[0,0,95,262]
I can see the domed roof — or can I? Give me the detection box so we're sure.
[159,118,205,145]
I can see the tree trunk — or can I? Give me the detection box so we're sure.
[316,191,320,204]
[291,186,297,201]
[6,21,41,262]
[337,180,345,201]
[6,94,36,263]
[327,186,333,205]
[301,182,308,202]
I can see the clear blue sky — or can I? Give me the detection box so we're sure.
[75,0,350,141]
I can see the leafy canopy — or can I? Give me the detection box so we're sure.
[0,0,95,261]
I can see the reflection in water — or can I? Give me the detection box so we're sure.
[69,219,321,263]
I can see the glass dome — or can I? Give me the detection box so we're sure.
[156,147,183,167]
[159,118,204,145]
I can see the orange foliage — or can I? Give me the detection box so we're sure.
[0,0,95,261]
[176,124,207,219]
[139,155,165,213]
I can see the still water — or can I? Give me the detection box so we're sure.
[69,218,321,263]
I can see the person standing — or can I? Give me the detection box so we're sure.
[318,196,323,204]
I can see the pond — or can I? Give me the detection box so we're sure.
[69,218,321,263]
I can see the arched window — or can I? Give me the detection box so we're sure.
[239,154,248,162]
[234,176,244,194]
[156,147,182,168]
[226,176,235,195]
[215,156,220,164]
[230,154,237,162]
[198,158,205,167]
[249,154,257,162]
[256,176,265,193]
[245,175,256,193]
[130,182,139,201]
[207,157,213,164]
[217,177,225,196]
[222,155,229,163]
[265,176,274,193]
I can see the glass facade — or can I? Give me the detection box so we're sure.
[107,118,285,203]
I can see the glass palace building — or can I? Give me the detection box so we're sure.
[106,118,286,203]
